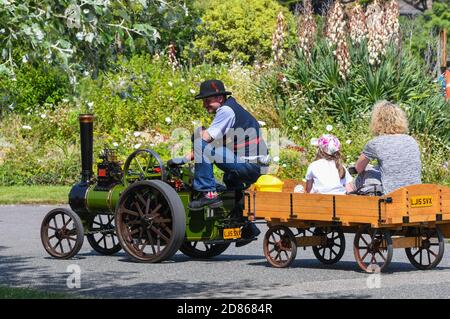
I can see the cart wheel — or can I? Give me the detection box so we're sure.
[353,226,393,273]
[312,227,346,265]
[40,208,84,259]
[87,214,122,255]
[115,180,186,263]
[263,225,297,268]
[405,227,445,270]
[180,241,231,258]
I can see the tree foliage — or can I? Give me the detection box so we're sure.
[0,0,196,81]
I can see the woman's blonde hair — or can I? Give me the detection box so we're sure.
[369,100,409,136]
[315,149,346,179]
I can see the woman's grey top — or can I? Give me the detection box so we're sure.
[362,134,422,194]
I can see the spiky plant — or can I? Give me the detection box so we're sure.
[366,0,386,66]
[272,11,287,64]
[349,3,367,46]
[384,0,400,46]
[297,0,317,61]
[325,1,350,79]
[167,43,180,71]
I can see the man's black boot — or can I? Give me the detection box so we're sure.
[235,223,261,247]
[188,192,223,211]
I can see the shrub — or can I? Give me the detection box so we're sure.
[189,0,295,64]
[0,64,71,115]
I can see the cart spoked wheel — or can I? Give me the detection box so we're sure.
[312,227,346,265]
[115,180,185,263]
[40,208,84,259]
[87,214,122,255]
[405,227,445,270]
[263,225,297,268]
[353,226,393,273]
[180,241,231,258]
[123,149,166,186]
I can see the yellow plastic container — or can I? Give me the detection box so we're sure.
[254,175,284,192]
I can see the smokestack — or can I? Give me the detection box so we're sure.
[79,114,94,182]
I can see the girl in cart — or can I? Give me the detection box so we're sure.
[305,134,354,195]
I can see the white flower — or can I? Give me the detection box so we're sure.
[134,143,142,149]
[310,138,318,146]
[0,29,5,34]
[326,125,333,132]
[258,121,266,127]
[87,101,94,108]
[83,9,90,14]
[34,28,45,41]
[181,78,185,82]
[346,139,352,144]
[282,77,287,82]
[112,142,119,147]
[75,32,84,41]
[84,32,95,43]
[133,132,141,137]
[273,156,280,162]
[293,126,299,131]
[22,54,29,63]
[22,125,32,130]
[282,163,287,168]
[189,89,196,94]
[40,114,46,119]
[168,81,173,87]
[165,117,172,124]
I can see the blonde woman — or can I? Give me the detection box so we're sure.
[355,100,422,194]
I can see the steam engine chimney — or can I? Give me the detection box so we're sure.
[78,114,94,182]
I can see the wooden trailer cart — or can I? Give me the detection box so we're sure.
[245,180,450,272]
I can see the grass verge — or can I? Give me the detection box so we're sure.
[0,285,75,299]
[0,186,70,205]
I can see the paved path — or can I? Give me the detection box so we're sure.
[1,205,450,299]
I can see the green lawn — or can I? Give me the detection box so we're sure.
[0,186,70,205]
[0,285,75,299]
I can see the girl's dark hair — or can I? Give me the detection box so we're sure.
[315,149,346,179]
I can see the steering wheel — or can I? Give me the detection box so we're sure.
[123,149,166,186]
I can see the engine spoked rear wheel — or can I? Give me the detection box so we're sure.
[40,208,84,259]
[115,180,185,263]
[87,214,122,255]
[180,241,231,258]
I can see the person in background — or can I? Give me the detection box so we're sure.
[354,100,422,194]
[305,134,354,195]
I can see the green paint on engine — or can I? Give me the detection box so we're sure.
[85,185,240,242]
[86,184,125,214]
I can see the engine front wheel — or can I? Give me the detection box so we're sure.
[40,208,84,259]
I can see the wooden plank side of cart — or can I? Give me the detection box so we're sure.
[245,183,450,232]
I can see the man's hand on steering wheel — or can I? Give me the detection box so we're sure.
[167,157,190,167]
